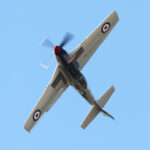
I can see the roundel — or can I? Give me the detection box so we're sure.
[101,22,110,33]
[33,109,41,121]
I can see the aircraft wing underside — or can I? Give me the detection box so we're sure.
[24,66,68,132]
[69,11,119,70]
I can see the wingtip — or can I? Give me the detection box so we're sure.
[81,124,86,130]
[112,11,119,21]
[24,123,31,133]
[110,85,115,93]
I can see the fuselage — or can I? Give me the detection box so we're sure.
[54,46,87,89]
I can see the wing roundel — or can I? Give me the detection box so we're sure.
[101,22,110,33]
[33,109,41,121]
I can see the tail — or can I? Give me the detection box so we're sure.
[81,86,115,129]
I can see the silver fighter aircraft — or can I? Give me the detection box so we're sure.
[24,11,119,132]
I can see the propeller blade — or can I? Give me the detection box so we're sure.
[40,54,54,70]
[40,38,54,48]
[40,63,49,69]
[60,33,74,47]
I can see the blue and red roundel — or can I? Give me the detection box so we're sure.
[101,22,110,33]
[33,109,41,121]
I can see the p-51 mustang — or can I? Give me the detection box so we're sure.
[24,11,119,132]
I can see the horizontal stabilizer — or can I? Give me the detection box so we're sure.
[81,105,99,129]
[97,85,114,108]
[81,86,115,129]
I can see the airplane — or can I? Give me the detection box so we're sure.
[24,11,119,132]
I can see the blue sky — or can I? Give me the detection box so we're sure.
[0,0,150,149]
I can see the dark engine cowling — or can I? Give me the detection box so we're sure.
[69,65,87,89]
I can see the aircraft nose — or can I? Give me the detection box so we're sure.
[54,46,61,54]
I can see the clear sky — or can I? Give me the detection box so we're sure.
[0,0,150,149]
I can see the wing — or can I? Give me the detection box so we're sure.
[24,66,69,132]
[69,11,119,70]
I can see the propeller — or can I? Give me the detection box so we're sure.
[40,32,73,49]
[40,63,49,69]
[40,38,54,48]
[60,32,74,48]
[40,32,74,69]
[40,56,54,69]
